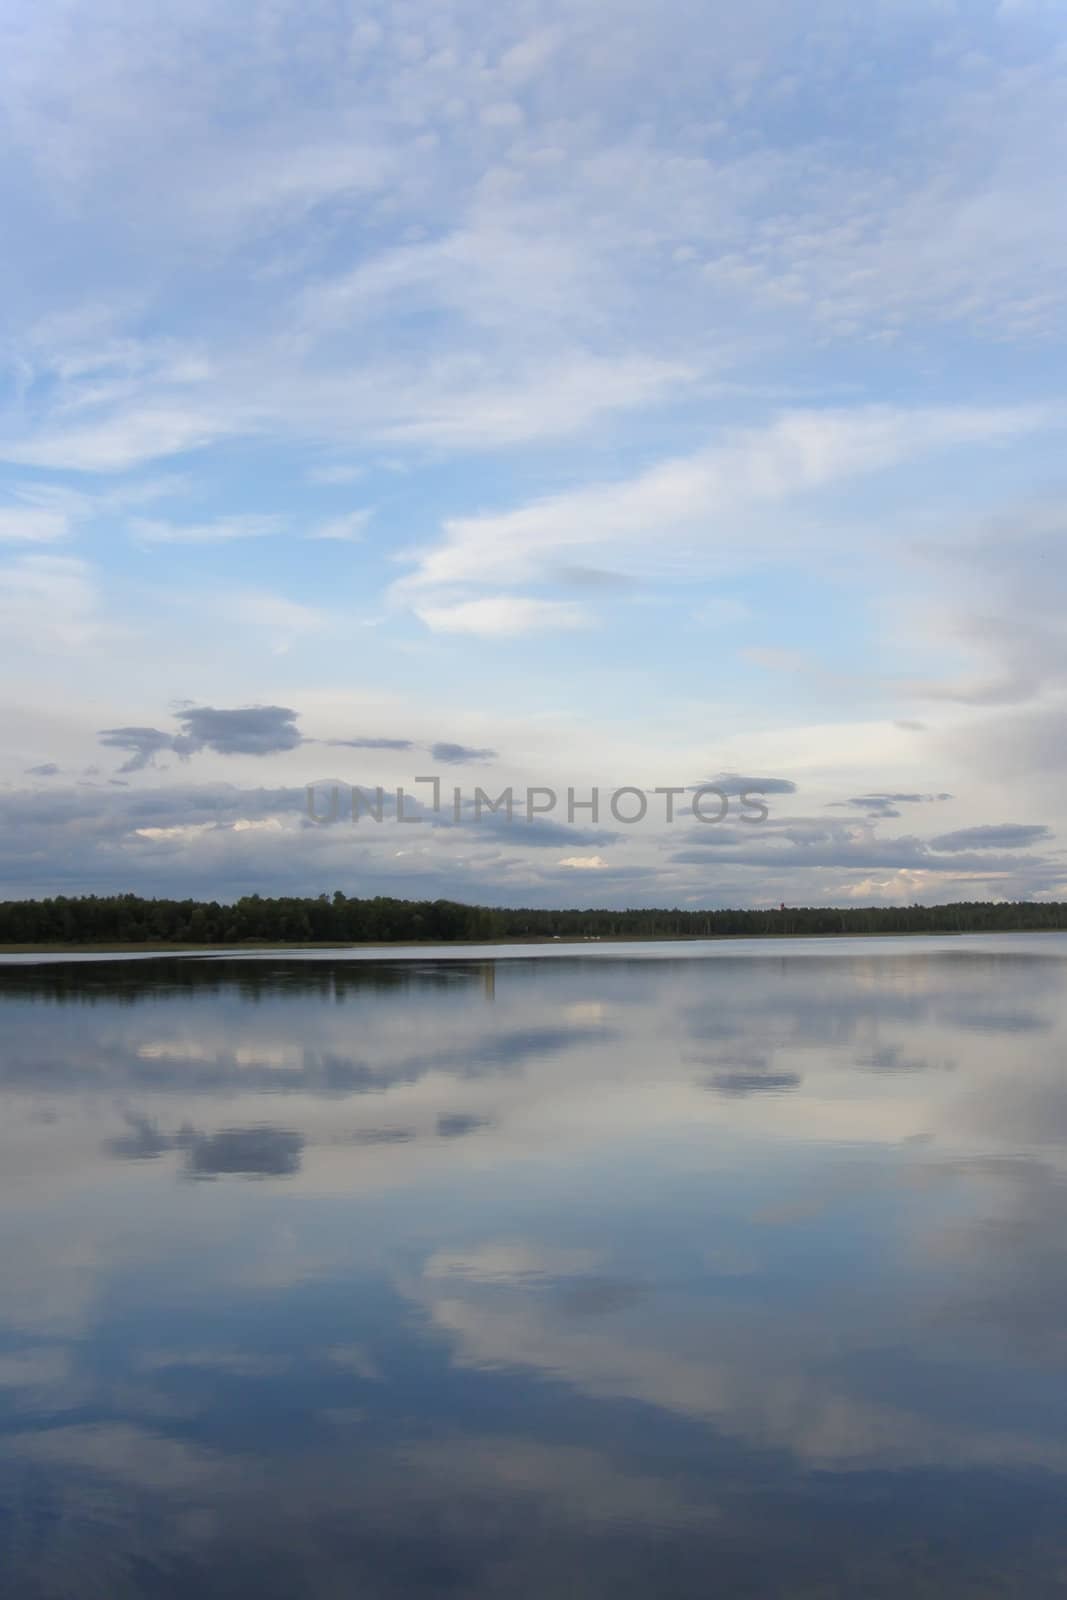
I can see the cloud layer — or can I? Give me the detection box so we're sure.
[2,0,1066,905]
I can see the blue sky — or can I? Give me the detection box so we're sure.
[2,0,1067,907]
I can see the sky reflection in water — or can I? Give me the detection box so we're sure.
[2,938,1067,1597]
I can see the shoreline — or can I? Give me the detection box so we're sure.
[4,927,1065,956]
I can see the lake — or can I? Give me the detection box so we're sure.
[2,935,1067,1596]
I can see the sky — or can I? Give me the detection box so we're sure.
[2,0,1067,910]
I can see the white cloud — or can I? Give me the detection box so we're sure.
[480,100,525,128]
[425,1242,601,1283]
[743,646,814,673]
[1,1,1066,906]
[306,509,371,542]
[693,596,752,627]
[366,354,694,450]
[130,514,284,545]
[227,590,328,653]
[415,596,591,637]
[0,408,234,473]
[0,507,70,543]
[134,822,216,842]
[306,464,365,485]
[557,854,609,870]
[0,554,105,649]
[398,405,1047,595]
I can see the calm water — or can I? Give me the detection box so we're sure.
[3,937,1067,1597]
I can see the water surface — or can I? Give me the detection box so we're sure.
[3,937,1067,1596]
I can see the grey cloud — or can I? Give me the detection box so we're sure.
[0,781,634,905]
[123,784,303,821]
[306,787,616,846]
[701,1069,802,1097]
[552,564,636,590]
[97,706,502,773]
[107,1116,303,1176]
[185,1126,303,1178]
[832,792,953,820]
[688,1044,804,1098]
[671,810,1044,867]
[99,705,303,770]
[430,741,497,765]
[107,1114,174,1160]
[98,725,180,773]
[668,826,1059,876]
[945,704,1067,780]
[16,1015,592,1101]
[0,782,315,890]
[174,704,303,757]
[0,777,1059,911]
[674,816,858,851]
[324,737,414,751]
[920,1155,1067,1367]
[539,863,661,881]
[909,672,1040,708]
[655,825,747,848]
[321,735,498,760]
[903,518,1067,719]
[93,688,521,792]
[691,773,797,796]
[24,762,61,777]
[555,1278,646,1316]
[772,821,850,845]
[855,1046,954,1075]
[305,782,431,822]
[436,1113,490,1138]
[929,825,1052,852]
[456,811,620,849]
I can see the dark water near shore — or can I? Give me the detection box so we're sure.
[3,937,1067,1597]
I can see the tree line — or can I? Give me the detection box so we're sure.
[3,891,1067,946]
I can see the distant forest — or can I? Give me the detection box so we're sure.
[2,892,1067,946]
